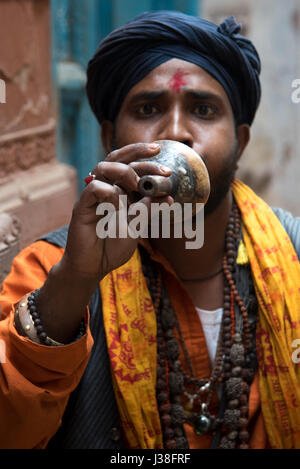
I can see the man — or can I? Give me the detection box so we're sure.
[0,11,299,449]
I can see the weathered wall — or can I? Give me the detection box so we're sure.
[201,0,300,215]
[0,0,77,248]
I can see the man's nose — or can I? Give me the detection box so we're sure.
[157,107,193,148]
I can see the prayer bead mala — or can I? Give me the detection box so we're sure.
[141,199,257,449]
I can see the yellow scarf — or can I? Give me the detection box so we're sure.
[100,179,300,449]
[232,179,300,448]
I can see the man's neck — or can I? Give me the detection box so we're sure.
[150,191,232,280]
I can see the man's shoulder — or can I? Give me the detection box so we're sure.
[37,225,69,250]
[271,207,300,258]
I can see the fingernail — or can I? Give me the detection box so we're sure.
[148,143,160,149]
[160,165,172,174]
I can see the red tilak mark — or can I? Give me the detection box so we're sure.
[168,69,190,93]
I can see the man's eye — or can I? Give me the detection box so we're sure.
[193,104,217,118]
[136,103,159,116]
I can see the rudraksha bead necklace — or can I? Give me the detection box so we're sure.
[142,199,257,449]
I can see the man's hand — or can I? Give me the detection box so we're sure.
[63,142,173,281]
[36,143,172,343]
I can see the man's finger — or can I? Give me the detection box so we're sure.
[105,142,160,163]
[90,161,140,192]
[129,161,172,177]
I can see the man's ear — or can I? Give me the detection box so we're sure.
[101,120,114,154]
[236,124,250,168]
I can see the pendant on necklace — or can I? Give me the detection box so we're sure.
[194,414,211,434]
[193,403,212,435]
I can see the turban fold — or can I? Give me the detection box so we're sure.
[86,11,261,126]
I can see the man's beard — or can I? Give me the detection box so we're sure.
[202,139,239,217]
[110,133,239,218]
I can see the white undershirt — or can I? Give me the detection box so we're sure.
[195,307,223,367]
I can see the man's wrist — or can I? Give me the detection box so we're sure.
[14,292,65,345]
[33,256,98,343]
[57,252,104,286]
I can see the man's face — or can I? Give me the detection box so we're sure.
[109,58,242,215]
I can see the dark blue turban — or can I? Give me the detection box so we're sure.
[86,11,261,126]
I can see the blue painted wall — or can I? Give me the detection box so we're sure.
[51,0,200,193]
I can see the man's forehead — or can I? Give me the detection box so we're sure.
[135,58,209,83]
[124,60,229,103]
